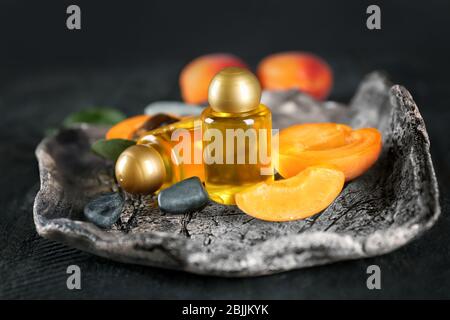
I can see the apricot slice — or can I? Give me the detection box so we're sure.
[235,166,345,222]
[106,114,182,140]
[257,51,333,100]
[106,115,151,140]
[180,53,247,104]
[277,128,382,181]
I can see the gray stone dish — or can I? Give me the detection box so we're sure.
[33,72,440,277]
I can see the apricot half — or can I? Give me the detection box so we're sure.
[257,51,333,100]
[235,166,345,222]
[277,123,352,154]
[180,53,247,104]
[277,128,382,181]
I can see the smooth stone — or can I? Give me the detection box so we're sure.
[84,192,124,228]
[158,177,209,214]
[144,101,204,117]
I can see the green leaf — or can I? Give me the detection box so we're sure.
[63,108,126,127]
[91,139,136,162]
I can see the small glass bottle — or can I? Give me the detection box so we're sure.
[201,67,274,205]
[115,116,203,194]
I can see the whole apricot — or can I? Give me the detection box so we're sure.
[257,52,333,100]
[180,53,247,104]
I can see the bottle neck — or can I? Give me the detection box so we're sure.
[206,104,266,118]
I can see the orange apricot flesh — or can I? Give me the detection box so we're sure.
[235,166,345,222]
[106,115,151,140]
[277,128,382,181]
[176,128,205,181]
[277,123,352,154]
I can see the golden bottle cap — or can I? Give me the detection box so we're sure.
[115,145,166,195]
[208,67,262,113]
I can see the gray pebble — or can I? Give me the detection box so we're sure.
[84,193,124,228]
[144,101,204,116]
[158,177,209,214]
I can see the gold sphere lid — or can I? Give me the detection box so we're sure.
[208,67,262,113]
[115,145,166,195]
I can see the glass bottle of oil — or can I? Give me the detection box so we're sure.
[115,116,203,194]
[201,67,274,205]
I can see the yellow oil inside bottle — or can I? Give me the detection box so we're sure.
[124,67,274,203]
[137,116,204,190]
[201,104,273,205]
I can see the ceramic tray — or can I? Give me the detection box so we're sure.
[33,72,440,276]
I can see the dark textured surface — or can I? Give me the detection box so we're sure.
[1,0,450,299]
[31,73,439,276]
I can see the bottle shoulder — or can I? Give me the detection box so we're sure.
[201,104,271,120]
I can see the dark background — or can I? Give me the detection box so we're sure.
[1,0,450,299]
